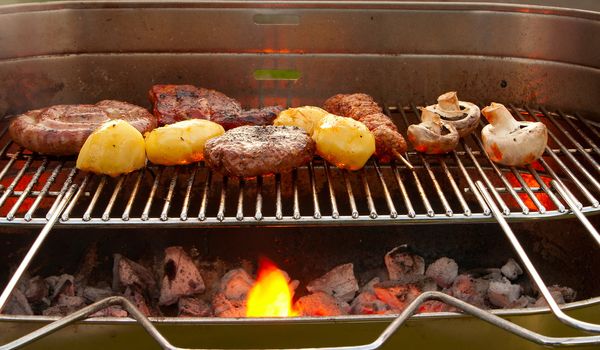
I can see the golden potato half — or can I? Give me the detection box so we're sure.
[274,106,329,136]
[312,114,375,170]
[76,119,146,177]
[145,119,225,165]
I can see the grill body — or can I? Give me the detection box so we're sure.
[0,1,599,349]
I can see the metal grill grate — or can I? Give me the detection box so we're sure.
[0,104,598,226]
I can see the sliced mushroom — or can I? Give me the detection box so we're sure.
[407,108,459,154]
[481,103,548,167]
[425,91,481,137]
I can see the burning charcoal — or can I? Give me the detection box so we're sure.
[425,257,458,288]
[361,277,381,293]
[198,259,228,300]
[295,291,350,316]
[417,300,456,314]
[501,259,523,281]
[219,268,254,301]
[159,247,205,306]
[113,254,156,293]
[446,274,488,308]
[373,276,436,313]
[306,263,359,302]
[46,274,75,301]
[511,295,535,309]
[25,276,49,303]
[124,287,152,316]
[82,286,113,303]
[74,243,98,286]
[350,291,390,315]
[3,289,33,315]
[487,278,522,308]
[178,297,212,317]
[213,293,246,317]
[532,285,576,307]
[90,306,128,318]
[385,245,425,280]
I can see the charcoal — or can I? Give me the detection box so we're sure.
[43,305,79,317]
[511,295,535,308]
[306,263,358,302]
[219,268,254,301]
[295,291,350,316]
[350,291,390,315]
[417,300,456,313]
[501,259,523,281]
[373,276,436,313]
[57,294,87,309]
[74,243,98,286]
[198,259,228,301]
[124,287,152,316]
[90,306,128,318]
[487,278,522,308]
[46,274,76,301]
[385,245,425,280]
[82,286,113,303]
[25,276,49,303]
[533,291,565,307]
[178,297,212,317]
[213,292,246,317]
[3,289,33,315]
[360,277,381,293]
[446,274,488,309]
[159,247,205,306]
[532,285,576,307]
[112,254,156,293]
[425,257,458,288]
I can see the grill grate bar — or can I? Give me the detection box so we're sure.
[360,169,378,219]
[122,168,144,221]
[545,108,600,169]
[102,175,126,221]
[254,176,263,221]
[323,162,339,219]
[440,159,471,216]
[6,159,48,220]
[24,162,63,221]
[198,170,212,221]
[392,164,416,218]
[0,155,33,208]
[0,104,598,225]
[141,167,162,221]
[161,168,179,221]
[180,165,197,221]
[373,160,397,218]
[83,175,106,221]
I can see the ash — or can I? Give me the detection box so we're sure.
[2,245,576,318]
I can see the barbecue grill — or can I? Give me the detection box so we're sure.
[0,1,599,349]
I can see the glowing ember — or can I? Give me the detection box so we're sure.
[246,258,298,317]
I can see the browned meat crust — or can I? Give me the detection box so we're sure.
[8,100,156,156]
[149,85,282,129]
[323,94,406,163]
[204,126,315,177]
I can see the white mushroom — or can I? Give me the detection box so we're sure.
[481,103,548,167]
[407,108,459,154]
[425,91,481,137]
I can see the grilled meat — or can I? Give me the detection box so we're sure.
[203,126,315,177]
[323,93,408,164]
[9,100,156,156]
[149,84,282,129]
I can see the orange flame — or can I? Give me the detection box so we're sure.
[246,258,298,317]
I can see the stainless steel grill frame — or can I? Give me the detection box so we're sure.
[0,104,598,226]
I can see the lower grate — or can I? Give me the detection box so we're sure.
[0,103,598,226]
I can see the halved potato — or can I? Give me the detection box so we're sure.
[145,119,225,165]
[274,106,329,136]
[76,120,146,177]
[312,114,375,170]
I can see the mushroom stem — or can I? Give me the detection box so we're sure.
[481,103,521,132]
[437,91,461,113]
[419,108,443,135]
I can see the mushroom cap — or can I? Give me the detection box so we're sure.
[407,111,459,155]
[481,121,547,166]
[426,95,481,138]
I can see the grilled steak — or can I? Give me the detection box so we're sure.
[149,85,282,129]
[204,126,315,177]
[9,100,156,156]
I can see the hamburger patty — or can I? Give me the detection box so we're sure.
[8,100,156,156]
[149,84,282,129]
[204,126,315,177]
